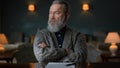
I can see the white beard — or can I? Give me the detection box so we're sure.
[47,17,65,32]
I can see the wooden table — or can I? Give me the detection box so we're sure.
[0,62,120,68]
[101,52,120,62]
[0,49,17,63]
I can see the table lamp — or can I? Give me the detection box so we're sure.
[104,32,120,56]
[0,33,8,51]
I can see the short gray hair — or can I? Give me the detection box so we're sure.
[52,0,70,14]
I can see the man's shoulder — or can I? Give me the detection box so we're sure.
[37,28,49,33]
[67,27,86,43]
[67,27,85,38]
[67,27,81,34]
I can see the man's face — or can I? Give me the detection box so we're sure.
[47,4,67,32]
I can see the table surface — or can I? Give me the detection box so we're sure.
[0,49,18,63]
[101,52,120,62]
[0,62,120,68]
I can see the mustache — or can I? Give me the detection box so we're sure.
[49,17,66,23]
[49,19,56,22]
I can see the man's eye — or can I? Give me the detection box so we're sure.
[55,12,60,14]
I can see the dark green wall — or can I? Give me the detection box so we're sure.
[0,10,1,33]
[1,0,120,37]
[0,1,1,32]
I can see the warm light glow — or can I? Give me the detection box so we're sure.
[104,32,120,56]
[0,44,4,51]
[28,4,35,12]
[82,3,89,11]
[29,63,34,68]
[109,43,118,56]
[30,35,35,44]
[105,32,120,43]
[0,33,8,44]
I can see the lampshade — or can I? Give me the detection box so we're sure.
[0,33,8,44]
[105,32,120,43]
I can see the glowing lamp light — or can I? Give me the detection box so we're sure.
[82,3,89,11]
[105,32,120,56]
[28,4,35,12]
[0,33,8,44]
[0,33,8,51]
[0,44,4,51]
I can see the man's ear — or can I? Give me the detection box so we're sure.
[66,13,70,20]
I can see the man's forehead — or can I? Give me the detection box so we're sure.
[50,4,64,10]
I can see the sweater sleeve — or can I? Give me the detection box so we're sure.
[33,29,67,62]
[68,33,87,63]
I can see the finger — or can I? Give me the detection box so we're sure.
[38,43,43,48]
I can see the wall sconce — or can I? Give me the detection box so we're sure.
[0,33,8,51]
[82,3,89,12]
[28,3,35,12]
[104,32,120,56]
